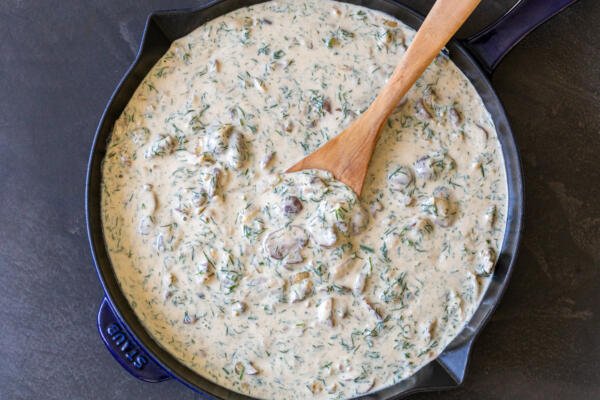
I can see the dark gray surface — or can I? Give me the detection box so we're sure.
[0,1,598,399]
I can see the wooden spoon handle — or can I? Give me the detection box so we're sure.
[368,0,481,125]
[286,0,481,196]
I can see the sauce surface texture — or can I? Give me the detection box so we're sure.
[101,1,507,398]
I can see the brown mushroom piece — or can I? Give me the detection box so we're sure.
[413,152,455,181]
[201,167,222,198]
[263,225,308,264]
[282,195,303,215]
[476,246,496,276]
[317,297,334,326]
[224,131,247,169]
[415,98,433,119]
[415,87,437,119]
[414,155,433,180]
[204,124,233,154]
[260,151,275,169]
[350,205,370,235]
[421,186,456,227]
[288,271,313,302]
[476,124,490,141]
[449,107,462,127]
[388,166,414,191]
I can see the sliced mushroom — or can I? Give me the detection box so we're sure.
[253,77,267,93]
[413,155,433,180]
[317,297,334,326]
[446,290,464,320]
[263,225,309,264]
[413,152,455,181]
[415,98,433,119]
[476,246,496,276]
[209,58,220,73]
[332,257,356,280]
[308,380,324,394]
[200,167,222,198]
[145,135,174,159]
[235,360,259,377]
[260,151,275,169]
[421,186,456,228]
[162,272,177,299]
[326,383,338,394]
[362,297,383,322]
[476,124,490,141]
[350,206,370,235]
[224,131,247,169]
[353,271,368,294]
[204,124,233,154]
[369,199,384,216]
[291,271,310,284]
[449,107,462,127]
[191,190,208,209]
[376,27,393,47]
[423,86,438,104]
[282,196,303,215]
[289,274,313,303]
[419,319,437,343]
[231,301,246,316]
[283,120,294,132]
[388,166,414,191]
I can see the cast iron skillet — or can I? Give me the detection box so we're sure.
[86,0,576,398]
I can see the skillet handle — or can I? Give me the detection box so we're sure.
[97,298,171,382]
[463,0,578,73]
[436,336,476,385]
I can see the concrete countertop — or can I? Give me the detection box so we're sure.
[0,1,598,399]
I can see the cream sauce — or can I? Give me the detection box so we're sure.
[101,1,507,398]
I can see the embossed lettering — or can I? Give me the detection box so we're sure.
[106,323,121,336]
[133,355,148,369]
[112,332,126,346]
[124,348,138,362]
[105,321,148,371]
[121,340,132,353]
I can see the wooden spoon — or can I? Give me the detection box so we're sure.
[287,0,481,195]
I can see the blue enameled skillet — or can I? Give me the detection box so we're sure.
[86,0,576,398]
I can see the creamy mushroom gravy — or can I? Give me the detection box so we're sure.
[101,0,507,398]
